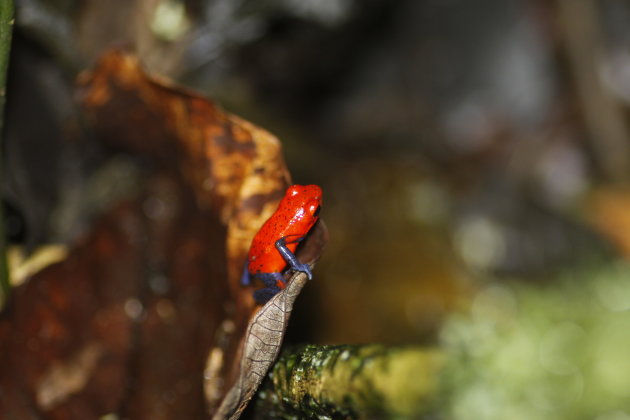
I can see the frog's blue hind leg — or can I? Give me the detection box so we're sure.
[275,236,312,279]
[252,272,284,304]
[253,286,282,304]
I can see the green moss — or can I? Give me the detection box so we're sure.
[258,344,443,419]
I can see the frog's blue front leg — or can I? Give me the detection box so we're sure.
[275,236,313,279]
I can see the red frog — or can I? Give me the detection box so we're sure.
[241,184,323,303]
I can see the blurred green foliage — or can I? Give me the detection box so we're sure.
[440,260,630,419]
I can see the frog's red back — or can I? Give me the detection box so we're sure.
[247,184,322,275]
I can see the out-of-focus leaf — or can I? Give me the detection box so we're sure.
[587,187,630,258]
[7,245,68,287]
[0,49,326,419]
[76,50,294,299]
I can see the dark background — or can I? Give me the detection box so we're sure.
[6,0,630,353]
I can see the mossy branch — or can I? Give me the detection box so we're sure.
[254,344,444,419]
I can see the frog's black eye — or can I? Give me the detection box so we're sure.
[313,205,321,217]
